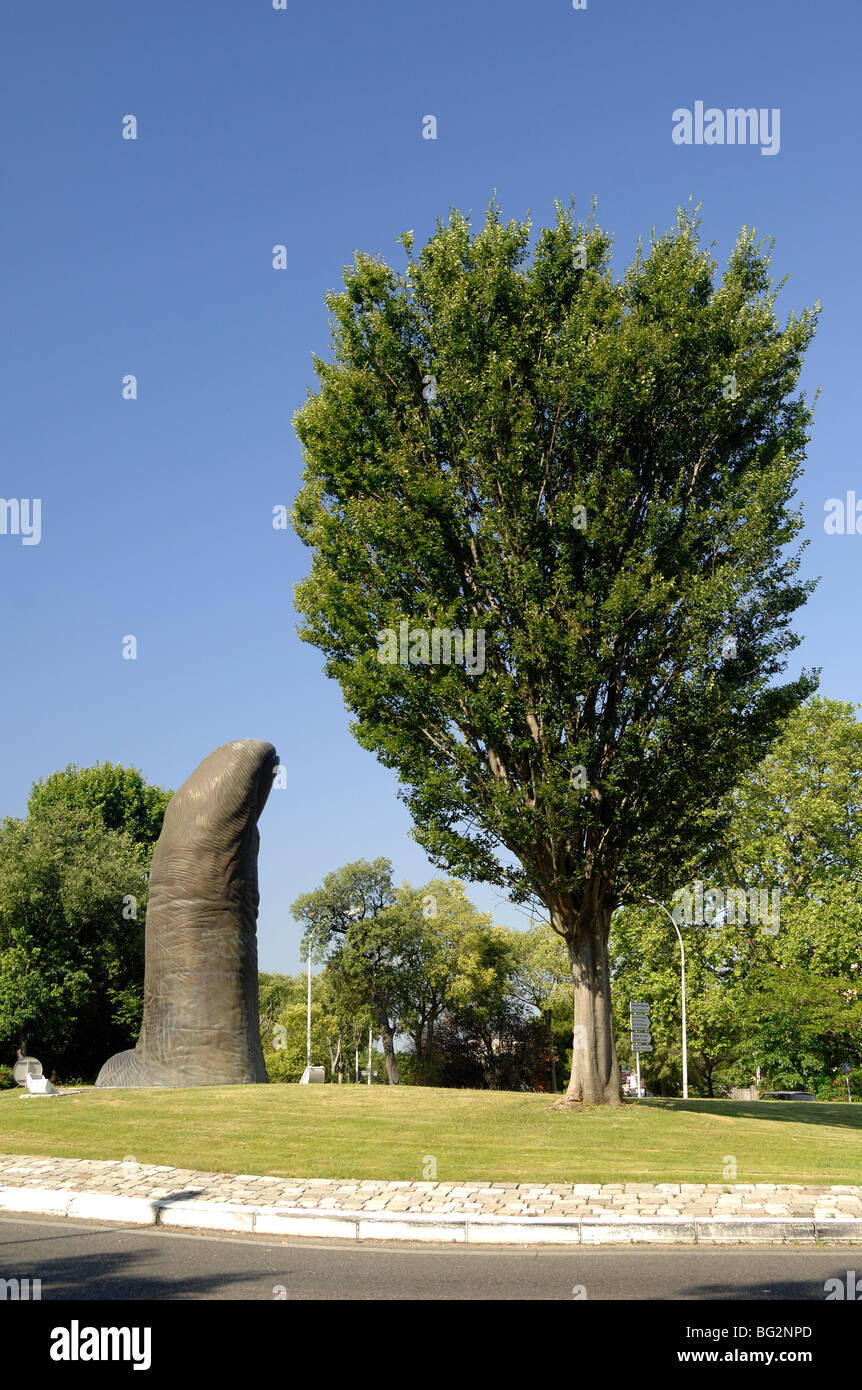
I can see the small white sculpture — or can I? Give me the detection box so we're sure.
[25,1074,59,1095]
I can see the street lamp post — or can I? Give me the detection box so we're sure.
[306,941,312,1074]
[645,895,688,1100]
[304,913,318,1077]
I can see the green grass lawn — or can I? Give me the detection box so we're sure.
[2,1086,861,1185]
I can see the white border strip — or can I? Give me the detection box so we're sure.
[2,1185,861,1244]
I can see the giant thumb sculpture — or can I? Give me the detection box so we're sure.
[96,739,279,1088]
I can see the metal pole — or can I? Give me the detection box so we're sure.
[646,896,688,1100]
[306,943,312,1072]
[680,932,688,1100]
[367,1025,372,1085]
[636,1051,641,1099]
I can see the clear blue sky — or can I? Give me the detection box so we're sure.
[2,0,859,972]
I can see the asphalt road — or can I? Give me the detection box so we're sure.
[2,1213,860,1300]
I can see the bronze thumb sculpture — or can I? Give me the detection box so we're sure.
[96,739,279,1088]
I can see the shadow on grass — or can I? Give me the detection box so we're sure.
[644,1099,862,1132]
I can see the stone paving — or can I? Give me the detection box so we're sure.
[2,1153,861,1221]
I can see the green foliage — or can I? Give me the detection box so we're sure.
[390,1051,425,1086]
[27,762,171,848]
[0,1064,16,1090]
[0,764,171,1078]
[292,857,421,1084]
[610,698,862,1096]
[411,916,532,1089]
[259,969,377,1084]
[610,903,749,1096]
[291,198,819,923]
[291,860,526,1085]
[394,879,515,1080]
[258,970,308,1046]
[263,1001,333,1083]
[431,1000,551,1091]
[314,967,376,1081]
[510,919,572,1013]
[816,1069,862,1103]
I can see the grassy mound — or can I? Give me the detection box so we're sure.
[1,1087,860,1185]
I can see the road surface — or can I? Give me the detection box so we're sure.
[2,1213,859,1300]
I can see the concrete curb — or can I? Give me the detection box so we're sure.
[2,1184,862,1244]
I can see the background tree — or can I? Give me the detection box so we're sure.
[430,957,540,1091]
[291,198,819,1103]
[292,858,410,1084]
[316,967,376,1083]
[716,696,862,1090]
[510,920,573,1092]
[259,970,376,1083]
[610,904,746,1097]
[258,970,307,1049]
[610,698,862,1095]
[0,763,170,1078]
[0,761,171,1077]
[263,997,331,1084]
[27,762,170,847]
[394,878,503,1083]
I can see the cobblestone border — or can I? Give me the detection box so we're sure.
[2,1154,861,1245]
[2,1184,861,1244]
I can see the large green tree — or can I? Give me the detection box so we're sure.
[291,199,819,1103]
[0,763,171,1078]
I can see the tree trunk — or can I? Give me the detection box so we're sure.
[561,904,622,1106]
[411,1030,424,1080]
[371,991,401,1084]
[423,1018,434,1086]
[380,1024,400,1084]
[545,1009,558,1093]
[328,1035,344,1083]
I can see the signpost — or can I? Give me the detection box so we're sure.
[630,1002,652,1098]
